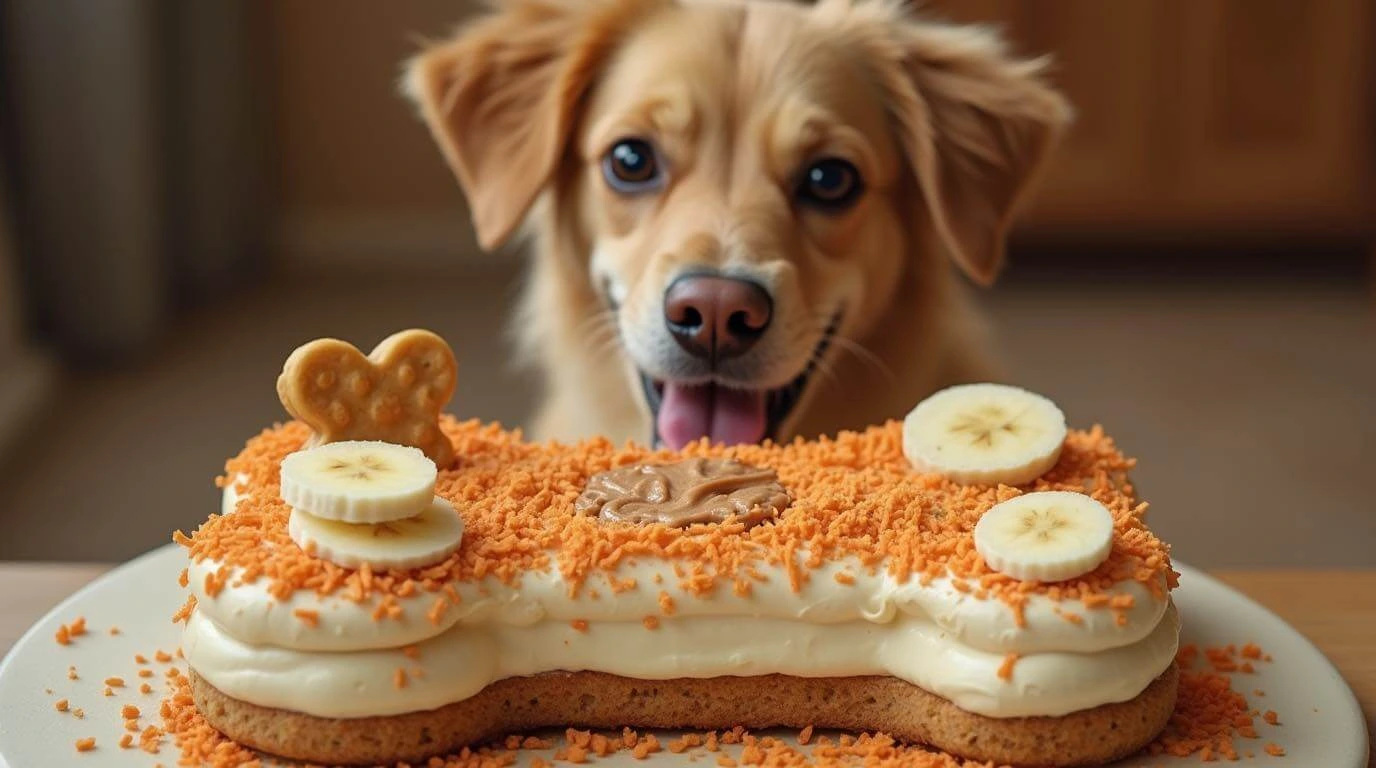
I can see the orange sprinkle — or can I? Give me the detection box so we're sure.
[393,668,408,689]
[54,698,69,712]
[121,704,140,719]
[105,677,124,687]
[119,734,133,749]
[571,619,589,632]
[138,669,154,678]
[292,609,319,627]
[427,597,449,626]
[642,615,660,630]
[74,737,96,752]
[108,626,121,636]
[1263,710,1280,725]
[997,653,1019,681]
[195,420,1172,626]
[154,650,172,663]
[54,626,71,646]
[1264,743,1285,756]
[658,591,677,616]
[134,654,148,665]
[139,683,153,695]
[798,725,814,745]
[69,617,87,636]
[833,571,855,585]
[1240,642,1264,660]
[402,645,421,660]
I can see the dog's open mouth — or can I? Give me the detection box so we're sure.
[641,316,839,449]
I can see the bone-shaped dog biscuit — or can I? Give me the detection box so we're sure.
[277,330,457,467]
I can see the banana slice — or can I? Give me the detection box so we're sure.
[280,441,437,524]
[289,496,464,570]
[902,383,1066,485]
[974,491,1115,582]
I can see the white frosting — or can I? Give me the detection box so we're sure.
[205,485,1165,654]
[184,602,1178,720]
[193,484,1178,719]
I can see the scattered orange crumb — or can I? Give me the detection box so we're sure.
[1263,710,1280,726]
[798,725,814,745]
[54,698,69,712]
[66,665,78,680]
[1240,643,1264,660]
[138,669,154,678]
[69,617,87,636]
[571,619,589,632]
[197,420,1172,626]
[75,737,96,752]
[109,626,121,636]
[833,571,856,585]
[1147,645,1285,761]
[658,591,677,616]
[135,654,148,665]
[997,653,1019,681]
[1264,743,1285,756]
[393,668,408,689]
[122,705,140,719]
[139,683,153,695]
[716,756,737,767]
[642,616,660,630]
[292,609,320,628]
[119,734,133,749]
[71,708,84,719]
[55,626,71,646]
[154,650,172,663]
[105,677,125,688]
[102,688,113,697]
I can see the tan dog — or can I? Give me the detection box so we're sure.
[405,0,1069,448]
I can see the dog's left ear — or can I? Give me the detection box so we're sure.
[404,0,667,250]
[865,17,1072,285]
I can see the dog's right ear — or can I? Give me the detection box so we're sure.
[404,0,666,250]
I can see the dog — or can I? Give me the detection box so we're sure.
[405,0,1069,449]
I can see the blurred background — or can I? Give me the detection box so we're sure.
[0,0,1371,566]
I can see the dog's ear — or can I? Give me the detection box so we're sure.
[404,0,665,250]
[858,14,1072,285]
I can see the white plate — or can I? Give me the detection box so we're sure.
[0,546,1367,767]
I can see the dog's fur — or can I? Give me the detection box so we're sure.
[406,0,1070,445]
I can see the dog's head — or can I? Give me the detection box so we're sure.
[406,0,1069,448]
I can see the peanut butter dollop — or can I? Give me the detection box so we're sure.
[575,457,790,528]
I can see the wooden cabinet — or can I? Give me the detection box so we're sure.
[928,0,1374,238]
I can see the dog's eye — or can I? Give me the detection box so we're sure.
[797,158,863,210]
[602,139,661,192]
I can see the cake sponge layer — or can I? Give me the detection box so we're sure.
[190,666,1177,767]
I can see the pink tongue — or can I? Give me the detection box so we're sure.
[657,382,768,449]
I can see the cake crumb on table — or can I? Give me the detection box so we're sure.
[54,698,69,712]
[74,737,96,752]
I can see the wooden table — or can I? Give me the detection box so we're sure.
[1,564,1372,765]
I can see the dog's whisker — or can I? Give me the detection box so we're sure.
[829,334,897,383]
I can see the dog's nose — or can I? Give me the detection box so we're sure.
[664,274,772,361]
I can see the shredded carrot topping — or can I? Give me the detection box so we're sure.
[187,420,1173,623]
[996,653,1019,681]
